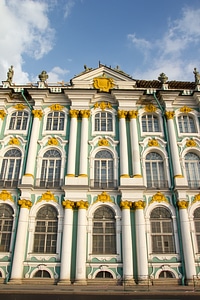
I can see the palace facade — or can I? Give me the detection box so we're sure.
[0,64,200,286]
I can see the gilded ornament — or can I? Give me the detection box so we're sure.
[192,193,200,203]
[144,104,157,113]
[133,200,146,210]
[76,200,89,209]
[94,102,112,110]
[93,74,114,92]
[95,191,113,203]
[120,200,132,209]
[150,192,168,204]
[180,106,192,113]
[118,110,128,119]
[165,111,174,120]
[0,110,6,120]
[80,110,90,118]
[98,139,110,146]
[186,139,197,147]
[69,109,79,118]
[38,191,57,202]
[32,109,43,119]
[177,200,188,209]
[9,137,20,145]
[14,103,26,110]
[0,190,14,201]
[62,200,75,209]
[148,139,159,147]
[50,104,64,111]
[128,110,138,119]
[48,137,59,146]
[18,199,32,209]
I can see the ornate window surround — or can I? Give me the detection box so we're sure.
[42,106,68,136]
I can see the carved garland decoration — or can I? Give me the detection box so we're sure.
[38,191,57,203]
[0,190,14,202]
[150,192,169,204]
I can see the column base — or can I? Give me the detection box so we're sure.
[123,279,136,286]
[73,279,87,285]
[57,279,72,285]
[8,278,23,285]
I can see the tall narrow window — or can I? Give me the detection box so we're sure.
[0,149,22,187]
[142,114,159,132]
[94,150,114,188]
[9,111,28,130]
[95,112,113,132]
[178,115,196,133]
[40,149,61,188]
[184,153,200,188]
[46,111,65,131]
[145,152,167,188]
[0,204,14,252]
[33,205,58,254]
[194,207,200,253]
[150,207,175,254]
[93,206,116,254]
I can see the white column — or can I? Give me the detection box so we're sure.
[59,200,74,284]
[134,201,148,282]
[178,200,196,283]
[25,110,42,176]
[129,111,141,177]
[165,112,182,177]
[118,110,129,177]
[121,201,134,283]
[75,201,88,284]
[10,199,32,282]
[67,110,79,176]
[79,110,90,176]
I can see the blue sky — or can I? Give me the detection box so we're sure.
[1,0,200,84]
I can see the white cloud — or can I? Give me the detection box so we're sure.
[64,0,75,19]
[128,6,200,81]
[48,66,70,82]
[0,0,55,83]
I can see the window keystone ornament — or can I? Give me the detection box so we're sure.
[94,102,112,110]
[93,74,114,92]
[144,104,157,113]
[180,106,192,113]
[192,193,200,203]
[0,110,6,120]
[9,137,20,145]
[38,191,57,202]
[14,103,26,110]
[48,137,59,146]
[50,104,64,111]
[150,192,168,204]
[95,191,113,203]
[148,139,159,147]
[177,200,189,209]
[98,138,110,146]
[0,190,14,201]
[186,139,197,147]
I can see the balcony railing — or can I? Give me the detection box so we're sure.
[90,180,118,189]
[147,180,168,189]
[35,179,63,189]
[0,179,19,188]
[188,180,200,189]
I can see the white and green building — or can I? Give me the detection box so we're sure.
[0,64,200,286]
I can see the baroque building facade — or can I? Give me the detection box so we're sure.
[0,64,200,286]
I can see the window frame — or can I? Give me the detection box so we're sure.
[43,108,68,136]
[0,204,14,252]
[184,152,200,188]
[6,108,30,135]
[139,111,163,137]
[92,109,115,136]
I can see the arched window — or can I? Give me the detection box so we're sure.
[159,271,174,278]
[96,271,113,278]
[178,115,196,133]
[40,149,61,188]
[150,207,175,254]
[142,114,159,132]
[184,153,200,188]
[194,207,200,253]
[94,150,114,188]
[93,206,116,254]
[95,112,113,132]
[33,205,58,254]
[9,110,28,131]
[46,111,65,131]
[34,270,51,278]
[0,204,14,252]
[145,152,167,188]
[0,149,22,187]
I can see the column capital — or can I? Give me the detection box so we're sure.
[133,200,146,210]
[76,200,89,209]
[79,110,90,118]
[165,111,175,119]
[118,110,128,119]
[62,200,75,209]
[69,109,79,118]
[32,109,43,119]
[128,110,138,119]
[18,199,32,209]
[120,200,132,209]
[0,109,6,120]
[177,200,189,209]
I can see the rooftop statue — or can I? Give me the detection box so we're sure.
[193,68,200,84]
[38,70,48,82]
[7,65,14,83]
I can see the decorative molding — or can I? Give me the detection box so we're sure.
[128,110,138,119]
[76,200,89,209]
[150,192,169,204]
[48,137,59,146]
[192,193,200,204]
[62,200,75,209]
[98,138,110,146]
[133,200,146,210]
[14,103,26,110]
[148,139,159,147]
[95,191,113,203]
[144,104,157,113]
[0,190,14,202]
[93,74,114,92]
[79,110,90,118]
[165,111,175,119]
[32,109,43,119]
[18,199,32,209]
[120,200,132,209]
[50,104,64,111]
[8,137,20,145]
[180,106,192,113]
[186,139,197,147]
[94,102,112,110]
[38,191,57,203]
[0,109,6,120]
[69,109,79,118]
[177,200,189,209]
